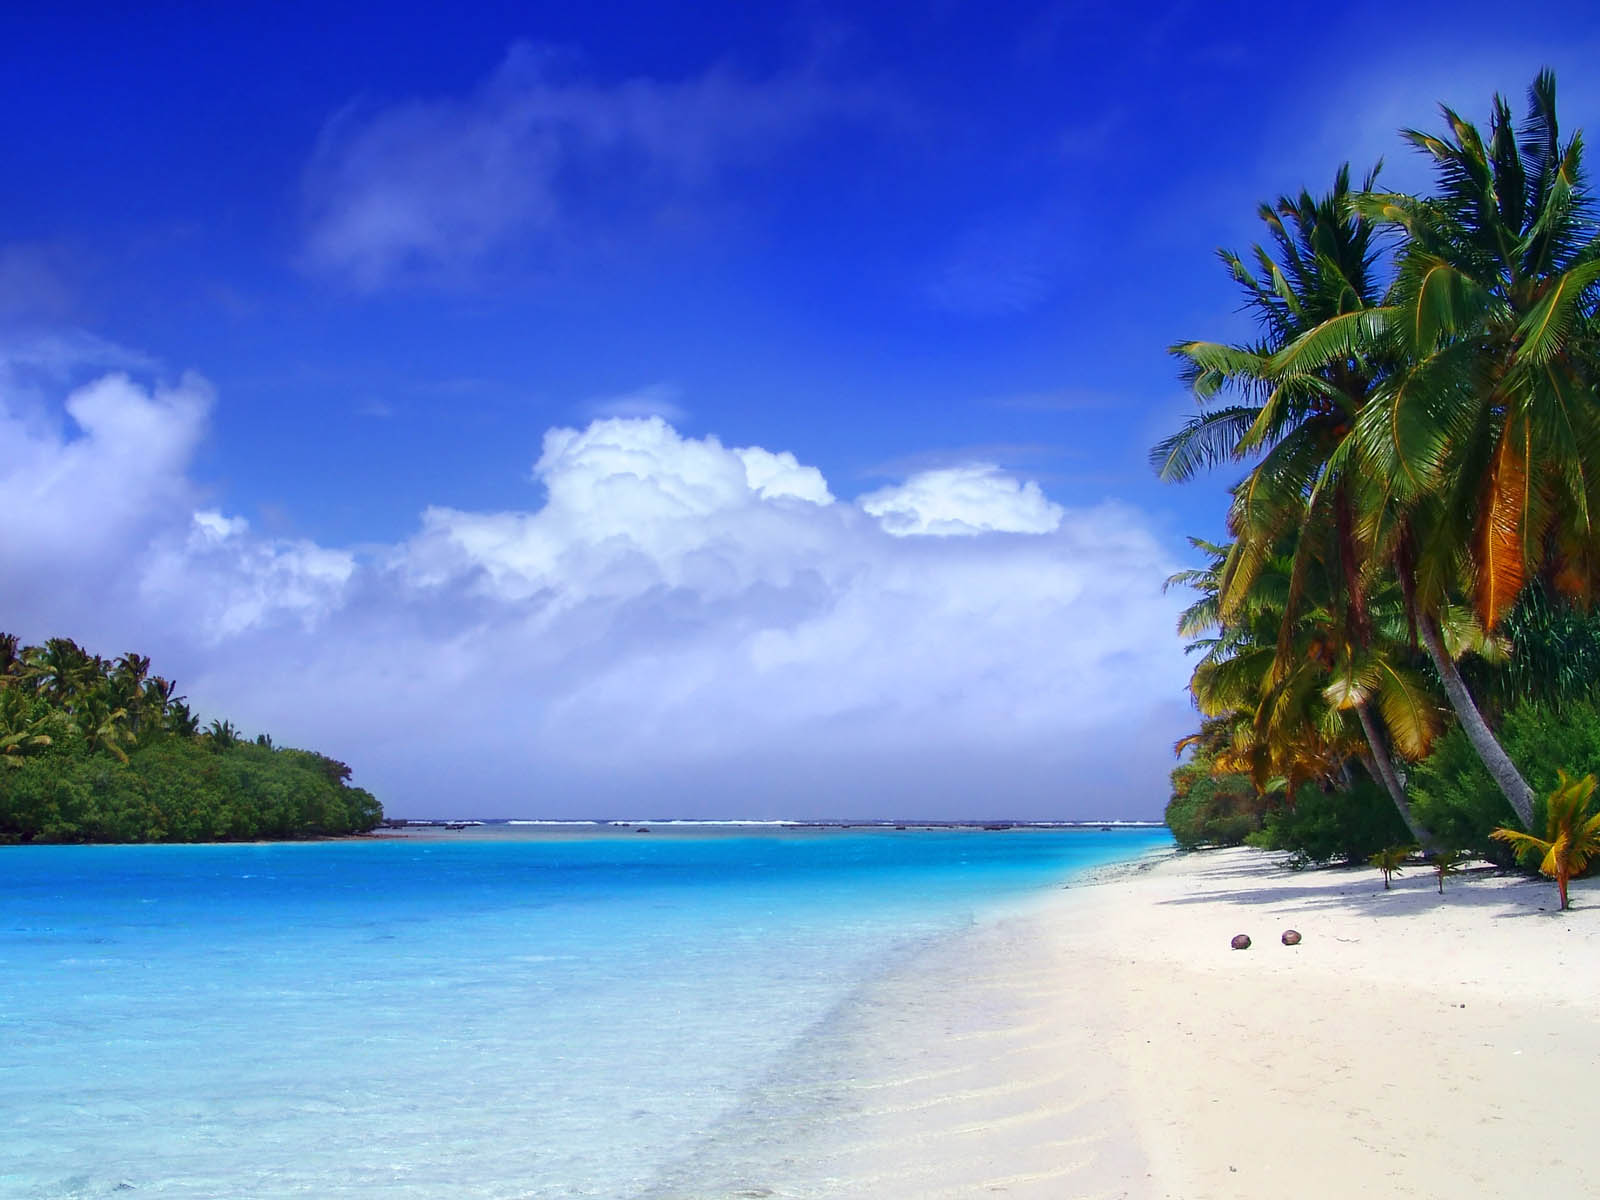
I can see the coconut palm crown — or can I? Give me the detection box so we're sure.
[1349,69,1600,633]
[1335,71,1600,829]
[1153,164,1389,643]
[1172,71,1600,831]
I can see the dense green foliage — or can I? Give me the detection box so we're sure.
[1159,73,1600,872]
[0,634,381,843]
[1165,757,1262,850]
[1409,698,1600,861]
[1167,620,1600,865]
[1463,582,1600,715]
[1165,756,1414,867]
[1248,777,1412,868]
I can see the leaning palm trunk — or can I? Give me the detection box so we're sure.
[1418,614,1536,829]
[1353,699,1437,850]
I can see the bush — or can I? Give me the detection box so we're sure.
[1165,761,1265,849]
[1248,774,1411,867]
[1409,698,1600,860]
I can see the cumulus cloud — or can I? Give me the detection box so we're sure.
[0,360,1190,820]
[403,417,838,604]
[0,369,209,575]
[302,43,886,288]
[860,464,1062,535]
[140,511,356,643]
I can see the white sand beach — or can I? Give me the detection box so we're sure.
[1063,847,1600,1198]
[668,845,1600,1199]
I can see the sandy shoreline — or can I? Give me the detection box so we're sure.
[656,845,1600,1198]
[1061,847,1599,1198]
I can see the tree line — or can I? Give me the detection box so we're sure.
[1158,71,1600,875]
[1,634,382,842]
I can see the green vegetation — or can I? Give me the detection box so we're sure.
[1408,696,1600,861]
[0,634,382,843]
[1250,775,1412,868]
[1431,848,1468,893]
[1163,717,1263,849]
[1158,71,1600,881]
[1368,845,1414,890]
[1491,771,1600,910]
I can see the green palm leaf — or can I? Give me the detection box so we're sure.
[1511,259,1600,366]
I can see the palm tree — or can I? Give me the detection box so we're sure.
[205,719,241,751]
[1154,164,1388,643]
[142,675,179,711]
[0,727,52,765]
[1177,541,1344,798]
[1491,770,1600,909]
[1173,533,1445,846]
[0,633,20,680]
[112,653,150,689]
[165,699,200,738]
[1329,71,1600,829]
[81,702,135,763]
[103,652,154,739]
[1431,847,1468,893]
[1369,843,1414,889]
[1322,636,1445,850]
[20,638,103,711]
[0,688,53,767]
[1152,171,1456,837]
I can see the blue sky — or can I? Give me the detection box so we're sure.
[4,2,1598,818]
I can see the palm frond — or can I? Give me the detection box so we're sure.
[1150,405,1263,482]
[1511,259,1600,366]
[1267,308,1391,375]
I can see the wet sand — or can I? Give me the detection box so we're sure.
[654,846,1600,1198]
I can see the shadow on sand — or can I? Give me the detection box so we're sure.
[1156,852,1584,921]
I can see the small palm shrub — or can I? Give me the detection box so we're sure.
[1429,848,1468,894]
[1491,771,1600,911]
[1368,844,1415,890]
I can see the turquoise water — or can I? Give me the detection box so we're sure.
[2,827,1170,1198]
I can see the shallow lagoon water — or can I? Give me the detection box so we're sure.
[2,826,1169,1198]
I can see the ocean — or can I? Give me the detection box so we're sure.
[2,825,1171,1198]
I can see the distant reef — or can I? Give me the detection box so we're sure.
[1,634,382,844]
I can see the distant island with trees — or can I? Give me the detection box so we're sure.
[1,634,382,843]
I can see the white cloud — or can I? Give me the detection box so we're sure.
[0,362,1190,820]
[403,417,838,604]
[581,383,688,424]
[191,509,250,541]
[859,464,1063,536]
[737,446,834,506]
[302,43,886,289]
[140,512,356,642]
[0,369,208,574]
